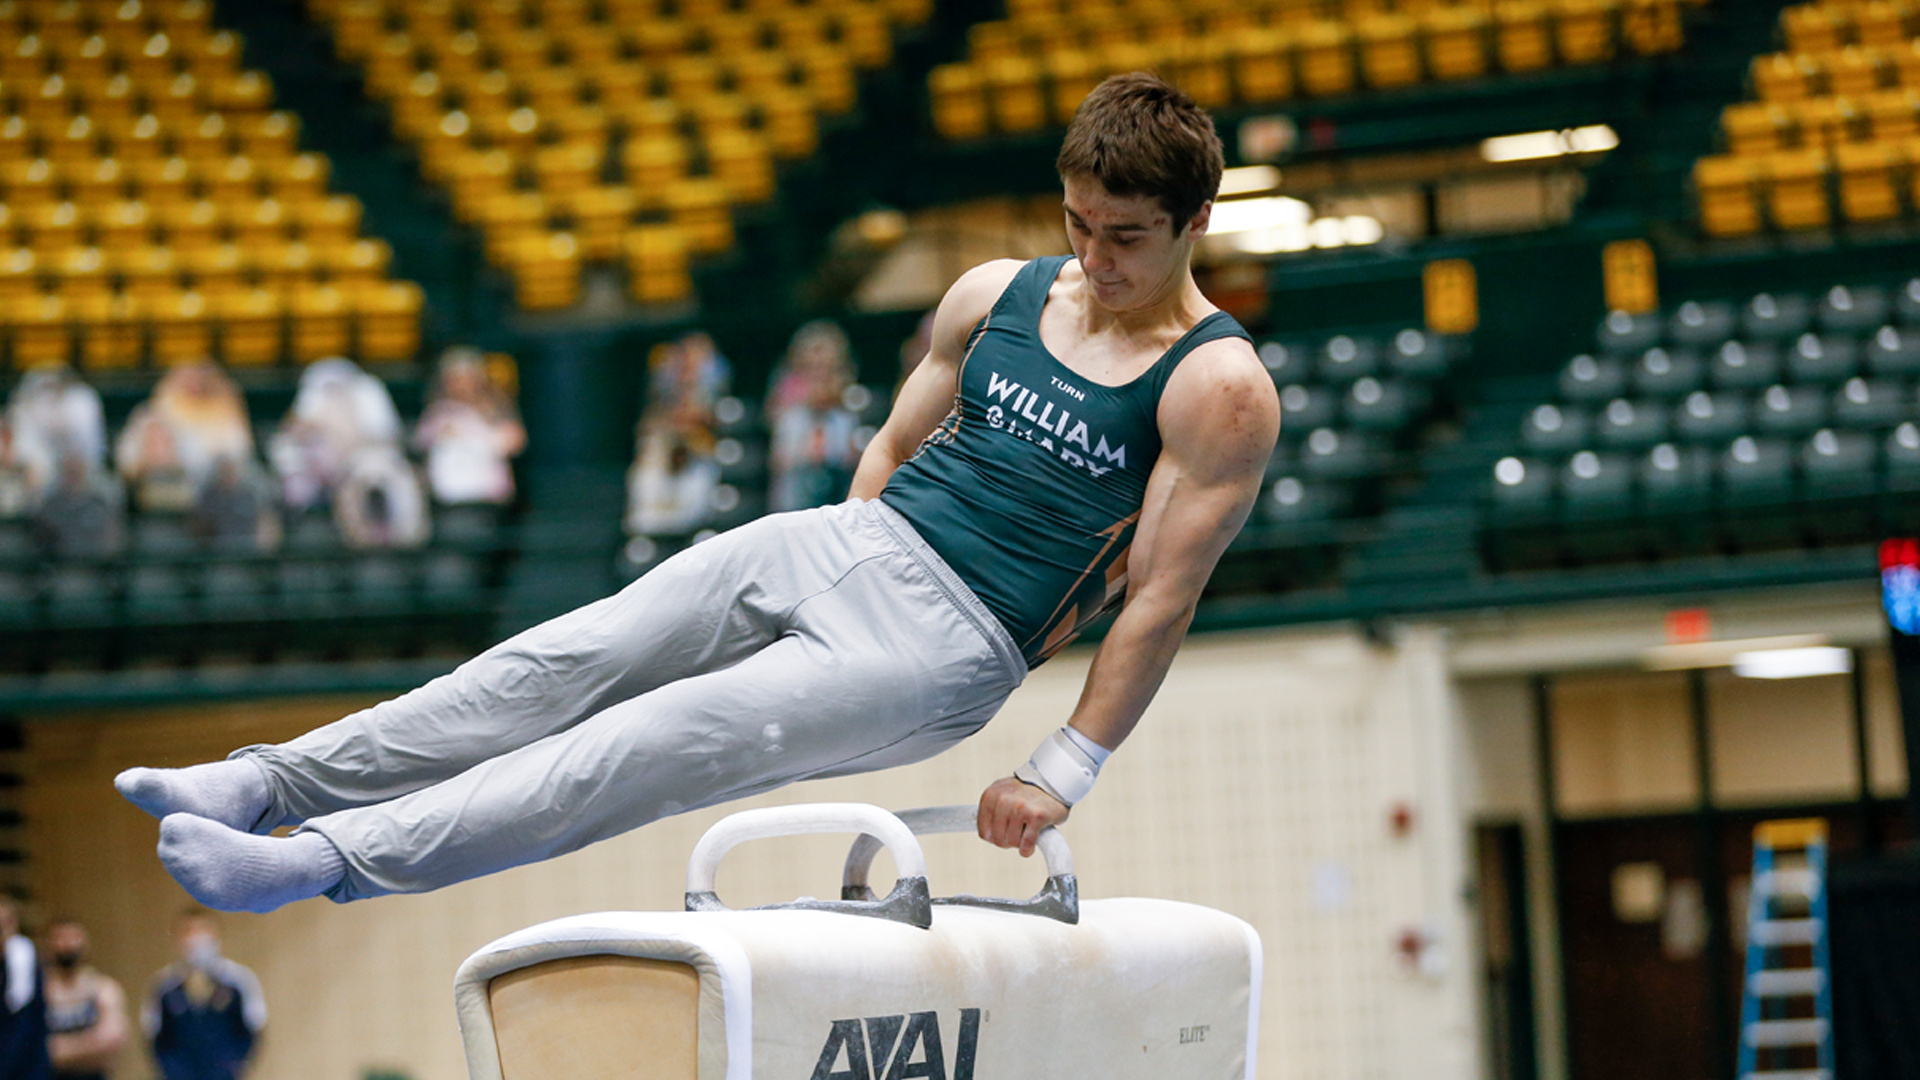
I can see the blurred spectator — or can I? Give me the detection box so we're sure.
[0,898,50,1080]
[412,347,526,506]
[0,424,33,519]
[144,910,263,1080]
[765,320,850,422]
[334,446,429,550]
[626,333,731,536]
[33,457,122,560]
[43,918,127,1080]
[268,358,403,514]
[769,321,860,512]
[6,368,105,506]
[191,458,281,554]
[115,363,253,513]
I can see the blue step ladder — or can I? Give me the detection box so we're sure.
[1737,818,1834,1080]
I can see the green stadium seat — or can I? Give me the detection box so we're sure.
[1833,377,1909,428]
[1897,279,1920,324]
[1257,340,1311,383]
[1489,456,1553,517]
[1742,292,1813,340]
[1816,284,1889,334]
[1668,300,1737,348]
[1631,347,1706,398]
[1522,403,1590,454]
[1299,427,1382,480]
[1674,390,1750,444]
[1710,340,1783,390]
[1262,476,1350,523]
[201,561,266,619]
[1786,333,1861,384]
[1279,384,1338,432]
[1866,325,1920,376]
[1559,450,1634,515]
[1719,435,1796,503]
[1887,422,1920,487]
[1317,335,1380,383]
[1596,397,1671,450]
[1640,441,1714,509]
[127,564,193,620]
[1801,428,1879,494]
[1343,376,1417,432]
[1597,310,1662,354]
[1560,354,1629,402]
[1387,329,1452,379]
[1754,384,1831,436]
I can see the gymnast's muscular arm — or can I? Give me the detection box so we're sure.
[847,260,1024,500]
[978,335,1280,855]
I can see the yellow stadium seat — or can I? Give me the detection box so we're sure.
[0,250,36,311]
[1764,148,1832,230]
[71,157,129,206]
[531,141,604,199]
[1047,49,1103,121]
[624,224,693,304]
[53,246,109,297]
[1783,5,1843,55]
[2,158,61,210]
[622,137,691,191]
[1694,155,1761,237]
[300,195,364,244]
[234,198,289,247]
[47,115,99,167]
[703,131,775,204]
[95,199,152,250]
[256,241,317,296]
[182,243,247,296]
[353,280,424,362]
[73,290,143,373]
[798,49,857,115]
[147,289,214,367]
[1424,7,1490,81]
[1790,97,1859,149]
[1495,2,1554,73]
[1298,22,1357,96]
[116,245,181,303]
[1170,37,1233,110]
[687,93,751,139]
[884,0,933,28]
[1555,0,1619,66]
[760,88,820,158]
[663,178,734,254]
[1621,0,1684,56]
[238,111,301,162]
[834,6,893,68]
[564,184,639,259]
[275,152,332,200]
[214,286,284,366]
[1857,2,1913,49]
[508,231,582,311]
[968,21,1024,62]
[129,156,194,203]
[177,113,234,163]
[1867,87,1920,141]
[1834,141,1902,222]
[289,282,352,361]
[1722,101,1793,156]
[25,202,83,255]
[1827,47,1885,99]
[930,64,989,140]
[1358,15,1423,90]
[207,155,259,202]
[9,294,71,371]
[1751,53,1814,102]
[985,55,1048,133]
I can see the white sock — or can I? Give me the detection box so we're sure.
[114,758,279,833]
[157,815,347,914]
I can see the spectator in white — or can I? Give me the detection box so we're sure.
[625,335,728,536]
[0,898,50,1080]
[268,358,402,514]
[43,918,128,1080]
[117,363,253,498]
[0,423,33,519]
[412,348,525,506]
[764,319,849,422]
[6,368,105,506]
[769,322,860,512]
[114,409,195,515]
[143,910,263,1080]
[34,456,123,559]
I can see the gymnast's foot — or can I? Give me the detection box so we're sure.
[114,757,279,833]
[158,815,347,914]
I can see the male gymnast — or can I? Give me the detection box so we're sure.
[117,72,1281,913]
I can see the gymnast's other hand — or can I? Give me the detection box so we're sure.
[977,776,1068,858]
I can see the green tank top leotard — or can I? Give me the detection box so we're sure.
[881,255,1252,668]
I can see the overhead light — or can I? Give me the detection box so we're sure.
[1480,124,1620,163]
[1732,646,1854,680]
[1218,164,1282,198]
[1228,215,1383,255]
[1209,195,1313,235]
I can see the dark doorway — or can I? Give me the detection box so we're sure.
[1477,823,1539,1080]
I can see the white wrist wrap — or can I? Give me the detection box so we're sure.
[1014,728,1102,807]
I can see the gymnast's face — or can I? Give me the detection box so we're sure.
[1062,175,1209,315]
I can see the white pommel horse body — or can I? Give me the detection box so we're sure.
[453,803,1263,1080]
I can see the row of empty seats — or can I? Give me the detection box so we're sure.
[931,0,1694,139]
[1491,279,1920,522]
[1696,1,1920,233]
[0,0,427,368]
[309,0,926,309]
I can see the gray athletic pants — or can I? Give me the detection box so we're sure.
[234,499,1028,901]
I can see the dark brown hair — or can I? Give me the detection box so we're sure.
[1056,72,1224,235]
